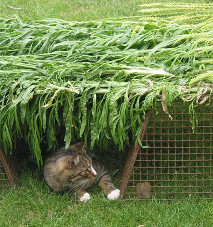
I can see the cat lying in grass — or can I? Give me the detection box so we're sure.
[43,142,120,202]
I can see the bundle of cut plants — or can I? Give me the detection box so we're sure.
[0,4,212,166]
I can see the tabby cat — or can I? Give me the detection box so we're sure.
[43,142,120,202]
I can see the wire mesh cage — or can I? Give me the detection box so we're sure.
[0,149,17,189]
[120,100,213,200]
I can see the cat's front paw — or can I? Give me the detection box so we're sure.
[107,189,120,200]
[79,192,90,202]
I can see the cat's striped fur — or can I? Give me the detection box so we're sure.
[43,142,120,201]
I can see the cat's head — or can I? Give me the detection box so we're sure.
[56,142,97,179]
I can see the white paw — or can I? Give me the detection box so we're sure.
[107,189,120,200]
[79,192,90,202]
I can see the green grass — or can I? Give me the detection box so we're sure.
[0,169,213,227]
[0,0,212,21]
[0,0,142,21]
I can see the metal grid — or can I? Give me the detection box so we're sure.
[120,101,213,200]
[0,149,16,188]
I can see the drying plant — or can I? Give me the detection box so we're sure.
[0,2,213,166]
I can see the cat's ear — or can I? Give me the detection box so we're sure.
[66,155,80,167]
[57,155,79,171]
[70,142,87,154]
[80,145,87,155]
[61,155,80,170]
[73,155,80,165]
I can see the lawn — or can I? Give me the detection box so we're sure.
[1,169,213,227]
[0,0,211,21]
[0,0,213,226]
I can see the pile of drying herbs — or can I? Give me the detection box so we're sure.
[0,3,213,166]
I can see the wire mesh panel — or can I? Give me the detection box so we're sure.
[0,149,16,188]
[120,101,213,200]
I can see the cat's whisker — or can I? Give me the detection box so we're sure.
[68,184,80,193]
[68,179,88,194]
